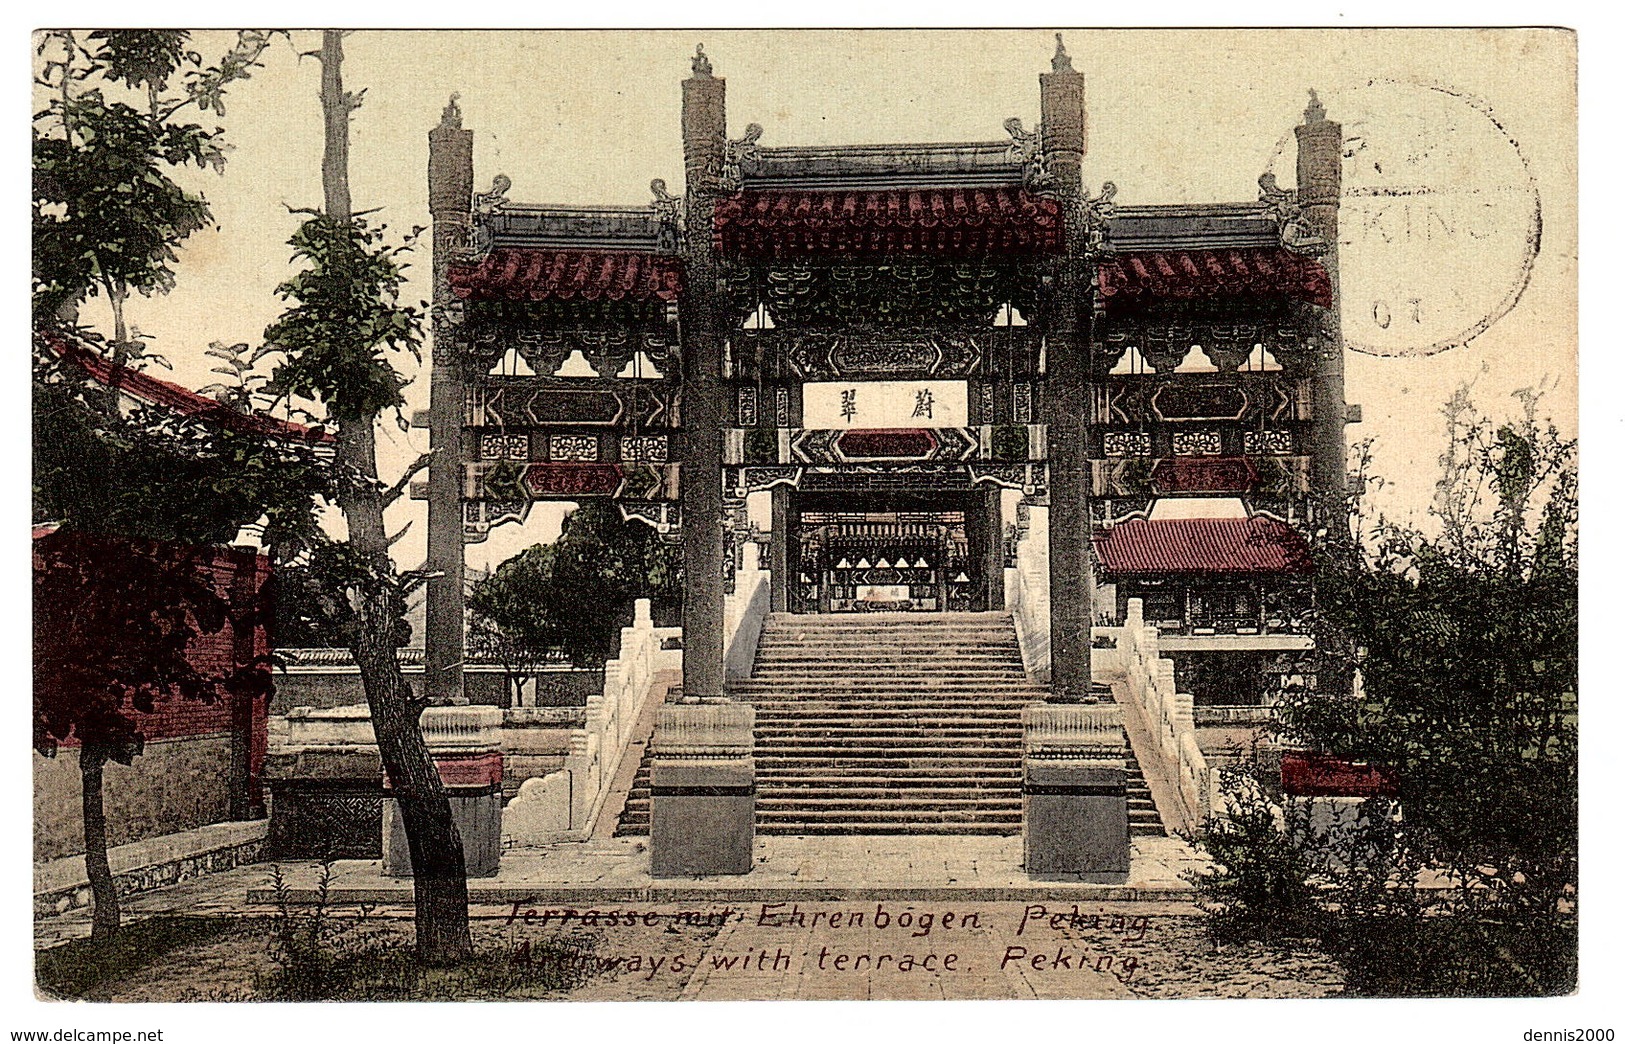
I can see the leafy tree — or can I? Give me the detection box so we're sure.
[468,502,682,696]
[467,544,560,705]
[33,331,331,942]
[1232,386,1580,994]
[33,529,263,940]
[32,30,275,346]
[31,29,315,943]
[261,30,471,964]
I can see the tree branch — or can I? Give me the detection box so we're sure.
[380,450,434,508]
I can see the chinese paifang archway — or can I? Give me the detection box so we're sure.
[417,40,1344,727]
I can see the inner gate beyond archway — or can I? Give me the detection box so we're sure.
[789,491,998,614]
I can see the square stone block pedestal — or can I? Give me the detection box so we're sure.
[650,758,755,877]
[384,788,503,878]
[1024,760,1130,883]
[381,707,506,879]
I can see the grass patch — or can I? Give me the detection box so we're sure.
[280,935,600,1001]
[37,916,239,999]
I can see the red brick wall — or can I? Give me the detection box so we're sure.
[36,538,272,815]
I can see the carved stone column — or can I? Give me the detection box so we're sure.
[425,98,473,703]
[1296,92,1347,508]
[679,48,729,699]
[770,483,791,612]
[650,702,755,876]
[1039,37,1094,698]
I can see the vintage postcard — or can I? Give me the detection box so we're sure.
[27,24,1584,1032]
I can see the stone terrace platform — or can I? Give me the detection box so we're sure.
[247,834,1206,905]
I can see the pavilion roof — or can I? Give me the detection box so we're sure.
[448,248,684,303]
[1092,515,1314,576]
[713,186,1064,259]
[39,330,332,444]
[1095,246,1334,311]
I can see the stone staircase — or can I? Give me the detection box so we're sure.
[615,612,1167,837]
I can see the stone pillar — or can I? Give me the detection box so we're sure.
[1040,37,1094,698]
[770,484,791,612]
[982,486,1004,611]
[650,702,755,876]
[1296,92,1347,507]
[384,705,503,877]
[679,48,729,699]
[425,97,474,703]
[1022,702,1130,882]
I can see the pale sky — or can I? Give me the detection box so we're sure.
[62,28,1577,568]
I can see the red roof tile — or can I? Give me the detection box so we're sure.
[1096,247,1334,310]
[448,248,683,303]
[41,331,332,444]
[713,187,1064,257]
[1093,516,1313,576]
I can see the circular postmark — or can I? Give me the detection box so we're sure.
[1266,80,1541,358]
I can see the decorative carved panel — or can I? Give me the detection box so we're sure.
[547,434,600,462]
[1172,430,1224,456]
[480,433,530,461]
[721,260,1039,329]
[1152,456,1259,493]
[1244,429,1295,455]
[465,382,678,429]
[1013,382,1034,424]
[1092,375,1311,426]
[621,434,669,464]
[1103,431,1153,457]
[463,314,676,372]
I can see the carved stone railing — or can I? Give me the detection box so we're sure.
[1005,502,1051,683]
[1109,597,1220,831]
[283,704,378,749]
[723,554,770,681]
[502,599,681,845]
[1193,705,1280,726]
[419,705,503,752]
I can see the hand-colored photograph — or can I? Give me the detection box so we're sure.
[29,26,1579,1017]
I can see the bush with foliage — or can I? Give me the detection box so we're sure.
[1192,387,1577,996]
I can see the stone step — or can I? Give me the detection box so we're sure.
[760,644,1020,651]
[744,709,1027,715]
[752,757,1025,769]
[734,689,1043,700]
[614,610,1174,840]
[750,743,1024,756]
[742,699,1042,708]
[752,727,1024,739]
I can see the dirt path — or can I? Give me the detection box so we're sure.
[40,900,1342,1001]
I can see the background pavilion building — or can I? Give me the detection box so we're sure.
[415,38,1349,837]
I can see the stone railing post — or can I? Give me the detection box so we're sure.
[383,705,503,877]
[650,702,755,876]
[1022,702,1130,883]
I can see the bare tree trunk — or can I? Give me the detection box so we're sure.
[79,745,120,941]
[318,29,471,964]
